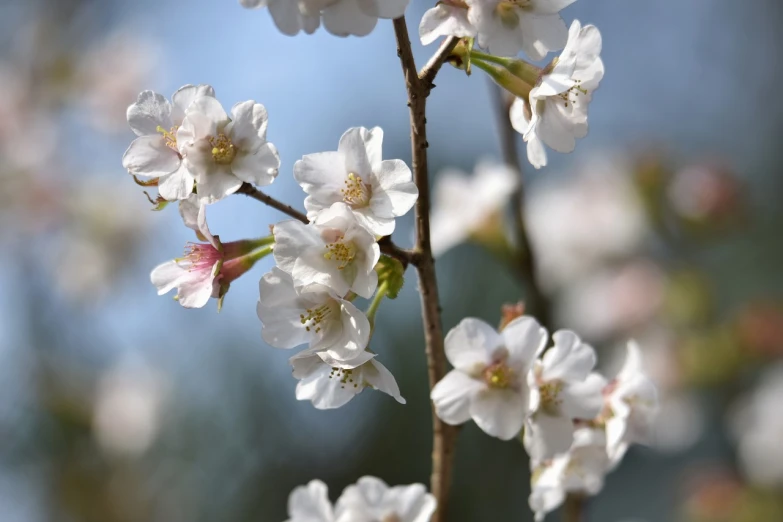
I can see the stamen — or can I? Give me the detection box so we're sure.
[299,304,333,333]
[156,125,180,152]
[559,79,588,108]
[341,172,371,208]
[328,367,363,389]
[483,361,514,389]
[323,235,357,270]
[539,381,564,413]
[208,133,236,164]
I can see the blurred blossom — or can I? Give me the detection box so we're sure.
[526,154,648,290]
[736,301,783,358]
[92,357,168,457]
[557,261,666,340]
[52,181,152,303]
[729,363,783,488]
[667,162,741,226]
[683,468,743,522]
[77,30,160,133]
[430,161,518,257]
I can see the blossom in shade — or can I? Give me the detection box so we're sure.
[429,161,518,257]
[529,427,610,522]
[273,202,380,299]
[467,0,576,60]
[510,20,605,169]
[294,127,417,237]
[177,97,280,204]
[257,267,370,363]
[122,84,214,200]
[290,349,404,409]
[150,196,265,308]
[240,0,321,36]
[602,341,658,466]
[431,316,546,440]
[335,476,436,522]
[524,330,605,460]
[419,2,475,46]
[286,479,335,522]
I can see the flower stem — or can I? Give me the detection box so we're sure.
[246,244,274,263]
[366,280,389,329]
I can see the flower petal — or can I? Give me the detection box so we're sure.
[502,316,548,372]
[470,388,527,440]
[524,413,575,460]
[541,330,596,382]
[444,318,500,372]
[127,90,172,136]
[232,142,280,186]
[122,135,180,178]
[431,370,483,425]
[196,168,243,204]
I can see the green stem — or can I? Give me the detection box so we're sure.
[246,244,274,263]
[471,59,533,100]
[366,280,389,328]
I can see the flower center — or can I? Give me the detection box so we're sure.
[209,133,236,164]
[483,361,514,389]
[328,367,363,390]
[558,79,588,108]
[382,515,401,522]
[324,236,357,270]
[495,1,531,28]
[341,172,371,208]
[539,381,564,414]
[178,242,222,273]
[156,125,179,152]
[299,304,333,334]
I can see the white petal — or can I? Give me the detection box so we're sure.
[157,164,195,201]
[371,159,418,217]
[357,0,409,19]
[122,135,180,178]
[560,372,606,419]
[501,316,548,372]
[322,0,377,37]
[232,142,280,186]
[175,263,219,308]
[127,90,172,136]
[338,126,377,177]
[268,0,308,36]
[525,131,548,169]
[292,354,358,409]
[273,220,323,275]
[431,370,483,425]
[196,168,243,204]
[541,330,596,382]
[171,84,215,122]
[228,100,269,150]
[444,318,500,372]
[150,260,184,296]
[363,359,406,404]
[287,480,335,522]
[419,5,475,46]
[257,268,319,349]
[470,388,527,440]
[295,151,348,219]
[524,413,575,460]
[518,13,568,62]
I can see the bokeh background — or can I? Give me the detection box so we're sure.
[1,0,782,520]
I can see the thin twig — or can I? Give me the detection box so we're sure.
[237,182,308,223]
[489,83,553,329]
[393,17,457,522]
[419,36,460,92]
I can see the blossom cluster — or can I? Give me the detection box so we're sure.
[431,315,657,520]
[285,476,435,522]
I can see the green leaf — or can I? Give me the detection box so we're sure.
[375,255,405,299]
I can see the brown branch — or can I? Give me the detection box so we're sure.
[237,182,308,223]
[393,17,457,522]
[419,36,460,92]
[489,83,553,329]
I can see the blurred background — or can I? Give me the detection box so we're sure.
[0,0,782,520]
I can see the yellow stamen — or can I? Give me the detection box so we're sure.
[209,133,236,164]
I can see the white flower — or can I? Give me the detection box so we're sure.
[290,350,405,409]
[529,427,610,522]
[240,0,410,37]
[467,0,576,59]
[335,476,436,522]
[257,267,371,363]
[419,3,475,46]
[730,363,783,487]
[150,196,261,308]
[177,97,280,204]
[273,202,380,299]
[240,0,321,36]
[429,161,518,257]
[286,479,335,522]
[122,84,214,200]
[294,127,417,237]
[603,341,658,466]
[430,316,546,440]
[524,330,605,460]
[510,20,605,169]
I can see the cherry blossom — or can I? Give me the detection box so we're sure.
[335,476,436,522]
[257,267,371,363]
[273,202,380,299]
[294,127,417,237]
[529,427,610,521]
[122,84,214,200]
[419,3,475,46]
[150,196,270,308]
[602,341,658,466]
[240,0,321,36]
[286,479,335,522]
[431,316,546,440]
[510,20,604,168]
[290,350,404,409]
[468,0,576,59]
[429,161,518,257]
[177,97,280,204]
[524,330,605,460]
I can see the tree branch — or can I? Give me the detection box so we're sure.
[237,182,308,223]
[393,17,457,522]
[419,36,460,92]
[489,83,553,329]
